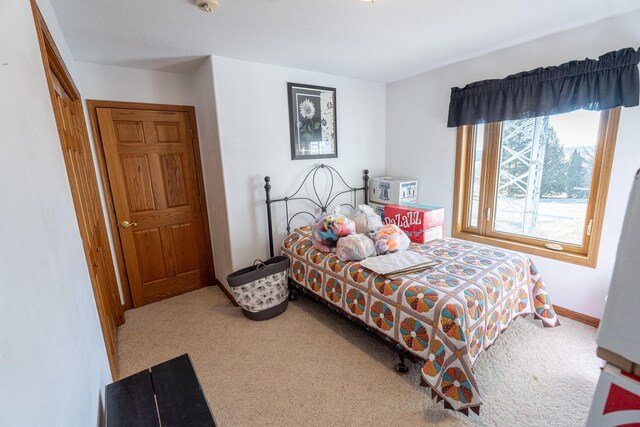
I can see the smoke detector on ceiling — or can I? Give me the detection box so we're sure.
[196,0,219,13]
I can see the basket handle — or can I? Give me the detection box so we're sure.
[253,259,266,270]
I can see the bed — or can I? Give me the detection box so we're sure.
[265,165,559,415]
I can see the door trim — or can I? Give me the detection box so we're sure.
[86,100,217,308]
[31,1,122,378]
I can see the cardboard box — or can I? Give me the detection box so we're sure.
[383,204,444,243]
[597,172,640,369]
[597,347,640,378]
[586,363,640,426]
[368,202,386,221]
[369,177,418,205]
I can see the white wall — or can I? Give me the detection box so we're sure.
[74,62,195,105]
[385,11,640,319]
[211,57,387,289]
[0,1,111,425]
[192,58,235,288]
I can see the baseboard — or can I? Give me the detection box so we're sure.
[214,278,238,306]
[553,304,600,328]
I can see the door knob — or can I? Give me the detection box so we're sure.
[121,221,138,228]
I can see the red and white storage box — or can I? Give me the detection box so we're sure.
[586,363,640,426]
[369,176,418,205]
[383,204,444,244]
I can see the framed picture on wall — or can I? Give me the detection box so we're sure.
[287,83,337,160]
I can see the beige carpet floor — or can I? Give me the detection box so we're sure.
[118,286,601,427]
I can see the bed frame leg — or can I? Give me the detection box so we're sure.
[395,353,409,374]
[288,284,297,301]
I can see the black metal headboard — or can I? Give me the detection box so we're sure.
[264,164,369,257]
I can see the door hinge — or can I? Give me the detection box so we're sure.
[587,219,593,236]
[486,207,491,222]
[190,128,194,140]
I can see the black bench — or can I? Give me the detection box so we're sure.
[105,354,216,427]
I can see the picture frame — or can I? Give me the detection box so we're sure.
[287,83,338,160]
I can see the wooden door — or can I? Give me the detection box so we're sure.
[96,108,211,306]
[50,73,123,364]
[33,1,122,378]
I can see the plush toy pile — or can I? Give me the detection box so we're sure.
[336,234,376,262]
[309,205,412,261]
[311,214,356,252]
[350,204,383,235]
[370,223,410,255]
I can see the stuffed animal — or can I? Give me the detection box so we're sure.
[336,234,376,261]
[371,224,410,255]
[350,204,383,235]
[311,214,356,252]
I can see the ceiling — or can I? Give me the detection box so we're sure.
[49,0,640,82]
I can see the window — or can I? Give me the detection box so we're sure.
[453,108,620,267]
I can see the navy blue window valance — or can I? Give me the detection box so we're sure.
[447,48,640,128]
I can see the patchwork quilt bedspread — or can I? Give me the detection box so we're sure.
[282,227,559,413]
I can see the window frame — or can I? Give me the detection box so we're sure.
[452,108,620,268]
